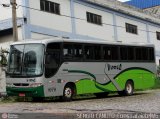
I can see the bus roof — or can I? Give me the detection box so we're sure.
[11,38,154,47]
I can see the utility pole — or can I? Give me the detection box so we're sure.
[11,0,18,42]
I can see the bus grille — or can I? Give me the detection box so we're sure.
[13,83,29,87]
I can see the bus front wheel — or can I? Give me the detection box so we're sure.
[62,84,74,101]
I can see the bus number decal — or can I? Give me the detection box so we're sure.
[48,87,56,92]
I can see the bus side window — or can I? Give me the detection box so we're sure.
[103,45,119,61]
[103,46,111,60]
[111,46,119,60]
[73,44,83,60]
[120,46,128,60]
[148,48,154,61]
[84,45,94,60]
[141,47,148,61]
[63,44,73,60]
[94,45,101,60]
[136,48,142,61]
[128,47,134,61]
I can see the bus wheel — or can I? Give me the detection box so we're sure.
[118,80,134,96]
[62,85,74,101]
[125,81,134,96]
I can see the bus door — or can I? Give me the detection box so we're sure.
[44,43,61,96]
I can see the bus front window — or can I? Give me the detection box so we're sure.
[23,45,44,76]
[7,44,44,77]
[8,45,24,74]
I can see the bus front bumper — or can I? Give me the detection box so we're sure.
[6,86,44,97]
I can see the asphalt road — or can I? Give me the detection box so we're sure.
[0,89,160,119]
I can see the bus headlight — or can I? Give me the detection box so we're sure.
[30,83,42,87]
[6,83,14,87]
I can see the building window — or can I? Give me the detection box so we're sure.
[40,0,60,15]
[156,32,160,40]
[126,23,138,34]
[86,12,102,25]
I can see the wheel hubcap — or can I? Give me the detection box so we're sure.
[65,88,72,98]
[126,84,132,94]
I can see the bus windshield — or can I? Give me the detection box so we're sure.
[7,44,44,77]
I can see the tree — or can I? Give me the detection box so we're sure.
[0,48,9,67]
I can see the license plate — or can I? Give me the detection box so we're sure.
[19,93,25,97]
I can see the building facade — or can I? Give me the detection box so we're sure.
[0,0,160,65]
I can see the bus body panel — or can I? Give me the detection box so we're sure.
[6,62,156,97]
[6,76,45,97]
[43,62,156,97]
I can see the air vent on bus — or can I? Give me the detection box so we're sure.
[13,83,29,87]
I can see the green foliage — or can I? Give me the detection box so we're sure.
[0,49,8,66]
[0,96,33,103]
[0,96,17,103]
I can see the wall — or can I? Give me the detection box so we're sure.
[74,2,114,41]
[116,15,148,43]
[29,0,72,34]
[0,0,23,20]
[31,32,58,40]
[0,27,23,50]
[148,25,160,64]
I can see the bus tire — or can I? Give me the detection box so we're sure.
[124,80,134,96]
[62,84,74,101]
[118,80,134,96]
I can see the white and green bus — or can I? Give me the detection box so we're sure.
[6,38,156,101]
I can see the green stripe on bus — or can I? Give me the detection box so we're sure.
[113,67,154,79]
[68,68,155,94]
[68,70,96,80]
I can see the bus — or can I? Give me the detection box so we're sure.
[6,38,156,101]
